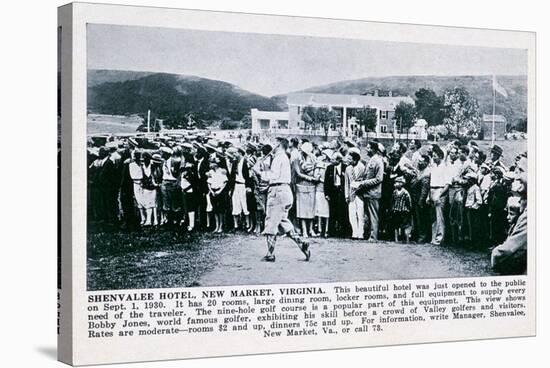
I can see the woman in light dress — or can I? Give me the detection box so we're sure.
[293,142,319,238]
[128,150,146,226]
[206,158,228,233]
[140,151,159,226]
[179,150,197,232]
[314,148,332,237]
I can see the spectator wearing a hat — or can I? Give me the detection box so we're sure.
[151,153,164,225]
[463,171,482,247]
[390,176,412,242]
[343,137,358,149]
[487,166,510,247]
[491,175,527,275]
[357,141,385,241]
[487,144,505,170]
[446,145,474,245]
[251,144,273,234]
[140,151,159,226]
[160,147,182,226]
[206,157,229,233]
[87,147,103,222]
[244,146,258,225]
[288,137,301,225]
[227,146,253,232]
[324,151,349,237]
[409,154,432,243]
[95,146,119,224]
[345,149,367,239]
[378,144,394,241]
[119,148,140,230]
[313,149,332,237]
[428,145,449,245]
[127,150,147,225]
[194,147,210,230]
[477,161,492,244]
[178,150,198,231]
[294,141,319,237]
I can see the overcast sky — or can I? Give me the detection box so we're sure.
[88,24,527,97]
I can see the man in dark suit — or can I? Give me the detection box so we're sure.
[324,152,349,237]
[409,154,432,242]
[195,147,210,229]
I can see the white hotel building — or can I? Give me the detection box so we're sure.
[251,92,427,139]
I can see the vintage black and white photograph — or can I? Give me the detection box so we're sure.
[86,24,528,291]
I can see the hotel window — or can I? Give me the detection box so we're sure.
[380,110,388,119]
[259,119,270,130]
[380,124,388,133]
[277,120,289,129]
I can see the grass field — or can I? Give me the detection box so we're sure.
[87,114,142,135]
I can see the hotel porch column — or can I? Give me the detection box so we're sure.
[342,106,347,136]
[375,107,380,138]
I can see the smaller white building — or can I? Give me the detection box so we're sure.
[251,109,291,134]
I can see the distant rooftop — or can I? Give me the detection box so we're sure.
[250,109,289,119]
[482,114,507,123]
[287,92,414,111]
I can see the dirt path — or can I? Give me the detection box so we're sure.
[198,234,494,286]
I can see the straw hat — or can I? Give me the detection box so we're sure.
[159,146,173,155]
[152,154,163,164]
[301,142,313,154]
[322,149,334,160]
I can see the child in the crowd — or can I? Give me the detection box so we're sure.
[464,171,482,247]
[505,196,523,234]
[390,176,412,242]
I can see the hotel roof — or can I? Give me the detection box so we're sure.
[287,92,414,111]
[482,114,507,123]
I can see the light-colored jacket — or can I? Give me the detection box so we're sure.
[358,154,384,199]
[344,161,366,202]
[491,208,527,274]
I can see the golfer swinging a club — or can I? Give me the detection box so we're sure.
[254,137,311,262]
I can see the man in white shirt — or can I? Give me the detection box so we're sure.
[254,137,310,262]
[429,145,451,245]
[345,148,366,239]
